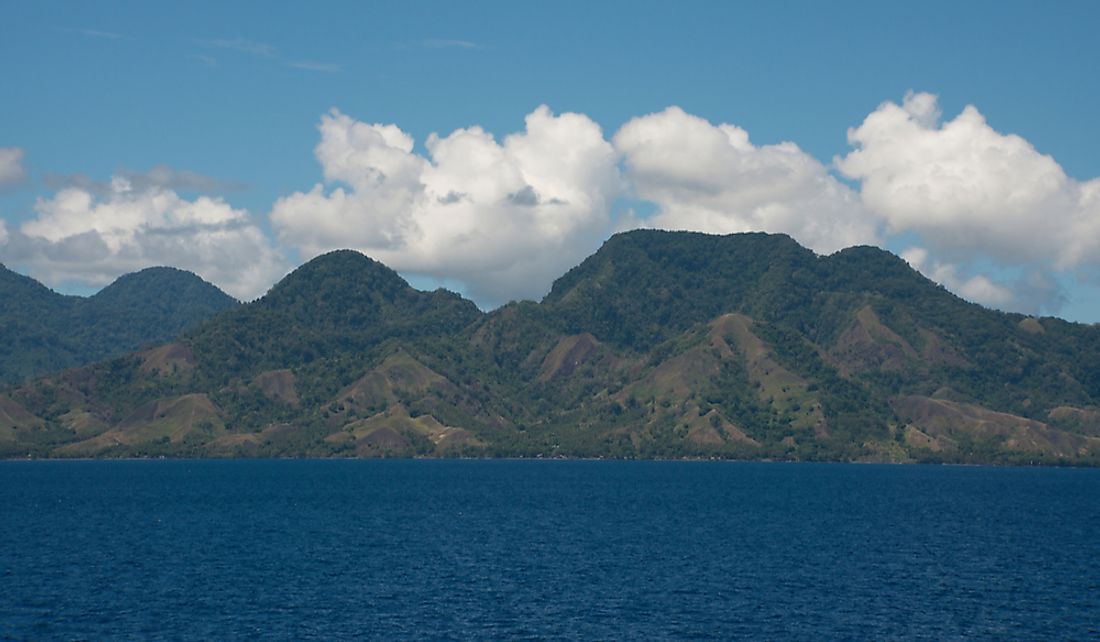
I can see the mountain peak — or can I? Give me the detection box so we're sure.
[597,228,805,256]
[543,230,820,349]
[91,266,237,306]
[0,265,237,384]
[299,249,397,272]
[183,248,482,378]
[6,230,1100,464]
[827,244,916,273]
[262,249,412,308]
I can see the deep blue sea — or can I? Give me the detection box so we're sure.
[1,460,1098,640]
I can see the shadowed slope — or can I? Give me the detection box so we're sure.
[0,265,237,384]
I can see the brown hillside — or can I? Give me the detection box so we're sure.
[893,396,1099,459]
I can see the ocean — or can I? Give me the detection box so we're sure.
[2,460,1097,640]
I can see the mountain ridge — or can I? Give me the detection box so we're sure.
[3,231,1100,464]
[0,264,239,384]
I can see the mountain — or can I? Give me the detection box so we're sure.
[3,232,1100,464]
[0,264,239,384]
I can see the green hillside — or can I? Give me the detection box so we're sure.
[4,232,1100,464]
[0,265,239,384]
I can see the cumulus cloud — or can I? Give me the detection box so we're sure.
[901,247,1013,307]
[270,106,621,306]
[838,91,1100,272]
[10,175,285,300]
[835,91,1100,315]
[8,97,1092,317]
[613,106,880,255]
[611,99,1097,315]
[268,100,1093,314]
[0,147,27,187]
[901,247,1068,315]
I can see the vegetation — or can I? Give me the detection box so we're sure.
[3,232,1100,464]
[0,264,237,384]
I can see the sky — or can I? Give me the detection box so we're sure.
[2,1,1099,322]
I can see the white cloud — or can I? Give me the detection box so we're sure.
[901,246,1068,315]
[271,106,621,306]
[268,100,1093,315]
[901,247,1013,307]
[613,106,880,255]
[0,219,7,245]
[837,92,1100,271]
[610,100,1095,316]
[0,147,27,187]
[12,175,285,300]
[8,97,1092,317]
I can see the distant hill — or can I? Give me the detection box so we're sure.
[0,265,238,384]
[3,232,1100,465]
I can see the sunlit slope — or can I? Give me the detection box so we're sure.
[4,232,1100,464]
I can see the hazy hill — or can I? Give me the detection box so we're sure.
[3,232,1100,464]
[0,264,238,384]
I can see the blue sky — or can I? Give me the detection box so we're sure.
[2,1,1099,321]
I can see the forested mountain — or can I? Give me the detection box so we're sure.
[3,231,1100,464]
[0,265,238,384]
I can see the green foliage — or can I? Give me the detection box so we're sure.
[543,230,820,350]
[6,235,1100,464]
[0,264,237,384]
[185,250,481,387]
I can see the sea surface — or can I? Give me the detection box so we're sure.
[1,460,1098,640]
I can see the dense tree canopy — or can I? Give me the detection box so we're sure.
[3,233,1100,464]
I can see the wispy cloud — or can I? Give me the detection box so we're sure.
[202,37,278,58]
[198,37,339,73]
[64,28,125,40]
[418,38,482,50]
[43,165,248,195]
[191,54,218,67]
[288,61,341,73]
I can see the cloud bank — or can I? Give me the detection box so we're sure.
[271,106,620,306]
[837,92,1100,312]
[8,175,284,300]
[615,106,879,255]
[8,93,1098,316]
